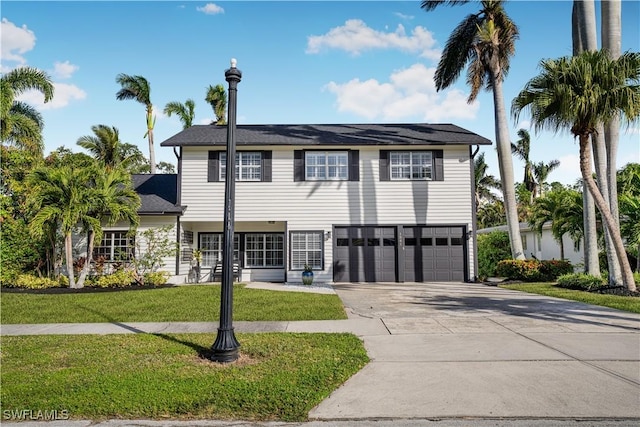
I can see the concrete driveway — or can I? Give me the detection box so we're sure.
[310,282,640,421]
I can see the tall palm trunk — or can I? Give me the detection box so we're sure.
[490,62,524,260]
[602,0,623,284]
[573,0,600,276]
[146,106,156,174]
[579,135,636,291]
[64,232,77,289]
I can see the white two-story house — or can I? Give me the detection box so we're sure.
[156,123,491,284]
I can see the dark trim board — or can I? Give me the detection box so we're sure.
[333,224,469,283]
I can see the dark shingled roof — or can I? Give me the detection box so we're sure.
[132,174,184,215]
[160,123,492,147]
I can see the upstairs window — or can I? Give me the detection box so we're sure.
[220,152,262,181]
[390,152,433,180]
[305,151,348,180]
[379,150,444,181]
[208,151,272,182]
[294,150,359,182]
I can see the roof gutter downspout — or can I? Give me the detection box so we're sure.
[470,144,480,282]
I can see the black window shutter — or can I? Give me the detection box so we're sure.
[434,150,444,181]
[348,150,360,181]
[207,151,220,182]
[262,151,272,182]
[379,150,390,181]
[293,150,305,182]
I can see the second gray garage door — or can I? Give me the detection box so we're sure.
[403,226,465,282]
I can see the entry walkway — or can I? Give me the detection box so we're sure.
[2,281,639,423]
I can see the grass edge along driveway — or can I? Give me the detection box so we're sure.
[0,332,369,422]
[0,284,347,324]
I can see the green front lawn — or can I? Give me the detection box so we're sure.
[499,282,640,313]
[0,285,347,324]
[0,333,369,421]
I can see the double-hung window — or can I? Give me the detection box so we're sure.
[379,150,443,181]
[305,151,348,180]
[94,231,134,261]
[390,151,433,180]
[220,152,262,181]
[199,233,240,267]
[207,151,272,182]
[290,231,323,270]
[245,233,284,267]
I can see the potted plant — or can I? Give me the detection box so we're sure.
[193,249,202,283]
[302,263,314,285]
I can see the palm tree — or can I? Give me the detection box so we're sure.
[1,67,54,152]
[572,0,600,277]
[510,129,535,195]
[474,152,501,209]
[115,74,156,173]
[512,49,640,291]
[205,84,227,125]
[27,165,99,288]
[77,124,144,171]
[532,159,560,198]
[477,200,506,229]
[421,0,524,260]
[163,99,195,130]
[76,166,140,288]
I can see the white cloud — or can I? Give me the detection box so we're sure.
[394,12,414,20]
[17,82,86,110]
[51,61,78,79]
[324,63,479,122]
[0,18,36,65]
[196,3,224,15]
[306,19,440,60]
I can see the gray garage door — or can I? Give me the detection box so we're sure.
[403,226,465,282]
[333,226,397,282]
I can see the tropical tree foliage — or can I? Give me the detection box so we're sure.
[163,99,195,130]
[77,125,146,171]
[510,129,535,193]
[421,0,525,260]
[205,84,227,125]
[532,159,560,198]
[115,74,156,173]
[474,152,501,209]
[512,49,640,291]
[0,67,54,152]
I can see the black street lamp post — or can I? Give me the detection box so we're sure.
[210,58,241,363]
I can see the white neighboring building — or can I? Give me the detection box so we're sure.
[478,222,584,267]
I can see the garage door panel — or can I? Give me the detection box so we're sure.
[403,226,466,282]
[333,226,397,283]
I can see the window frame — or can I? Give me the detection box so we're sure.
[304,151,349,181]
[389,151,433,180]
[294,149,359,182]
[379,149,444,181]
[290,231,324,270]
[93,230,135,262]
[207,150,272,182]
[244,233,284,268]
[220,151,262,182]
[198,233,240,267]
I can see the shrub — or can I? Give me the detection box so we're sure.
[556,273,607,291]
[477,231,512,279]
[94,269,136,288]
[143,271,169,287]
[12,274,65,289]
[496,259,573,282]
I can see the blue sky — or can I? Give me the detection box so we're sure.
[2,0,639,185]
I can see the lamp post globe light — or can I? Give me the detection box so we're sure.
[210,58,242,363]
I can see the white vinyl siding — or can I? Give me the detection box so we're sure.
[180,145,476,280]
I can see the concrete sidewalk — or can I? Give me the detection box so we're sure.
[2,281,639,425]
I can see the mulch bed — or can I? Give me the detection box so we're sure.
[0,283,177,294]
